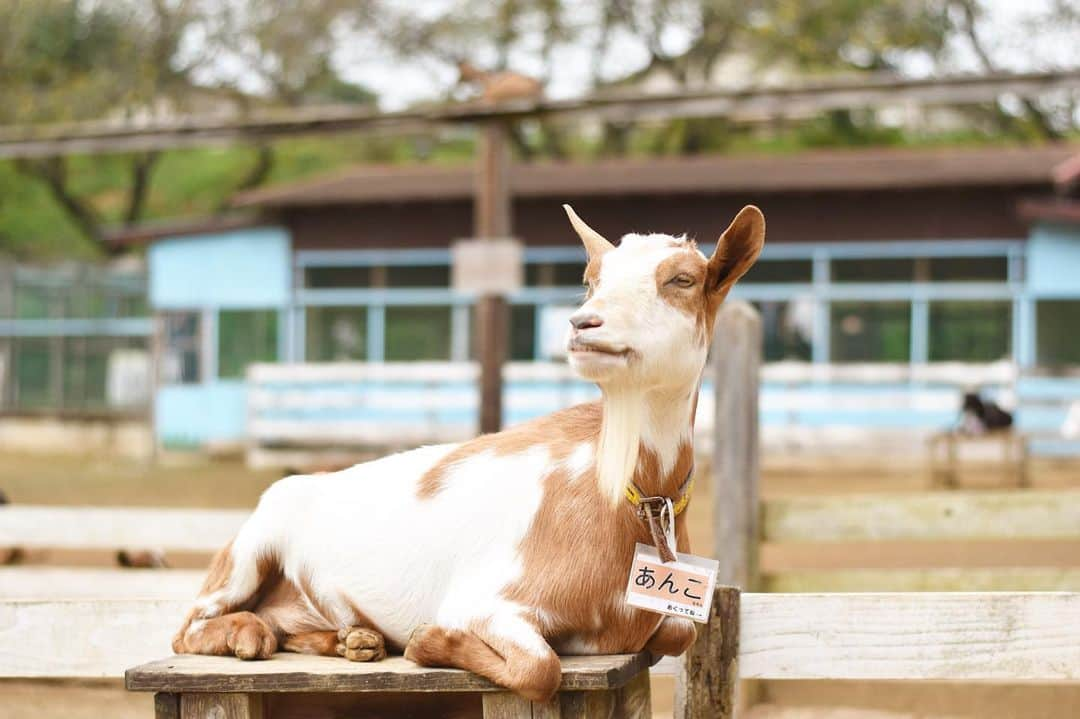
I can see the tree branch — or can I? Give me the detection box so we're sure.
[15,157,104,245]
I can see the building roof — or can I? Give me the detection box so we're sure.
[233,145,1078,209]
[1018,198,1080,225]
[105,213,263,247]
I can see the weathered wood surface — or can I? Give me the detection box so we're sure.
[0,599,187,677]
[711,301,762,589]
[0,568,203,599]
[10,593,1080,683]
[677,586,740,719]
[763,568,1080,593]
[154,693,180,719]
[0,506,246,552]
[126,653,652,694]
[482,692,560,719]
[741,592,1080,680]
[763,491,1080,542]
[181,693,263,719]
[3,70,1078,157]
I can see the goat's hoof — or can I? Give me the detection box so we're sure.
[231,620,277,660]
[336,626,386,662]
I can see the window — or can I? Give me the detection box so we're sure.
[13,338,52,408]
[741,260,813,284]
[218,310,278,379]
[1037,301,1080,367]
[510,305,536,361]
[306,307,367,361]
[62,337,146,411]
[161,312,201,384]
[831,302,911,362]
[526,263,585,287]
[754,300,813,361]
[15,284,51,319]
[385,306,451,360]
[928,257,1007,282]
[832,259,914,284]
[305,266,372,289]
[385,265,450,288]
[929,301,1011,362]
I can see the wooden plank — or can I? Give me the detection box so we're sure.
[155,693,180,719]
[482,692,557,718]
[740,592,1080,680]
[3,70,1078,158]
[762,491,1080,542]
[763,568,1080,593]
[0,599,188,677]
[614,669,652,719]
[126,653,652,694]
[181,693,263,719]
[0,568,203,599]
[0,506,246,552]
[676,586,740,719]
[712,301,762,589]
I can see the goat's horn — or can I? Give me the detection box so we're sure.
[563,204,614,259]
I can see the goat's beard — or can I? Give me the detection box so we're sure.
[596,385,643,506]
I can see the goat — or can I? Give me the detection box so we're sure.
[457,60,542,104]
[960,391,1013,435]
[172,205,765,702]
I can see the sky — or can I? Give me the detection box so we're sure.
[328,0,1079,111]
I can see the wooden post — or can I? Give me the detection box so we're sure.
[677,301,760,719]
[472,120,513,434]
[181,693,263,719]
[475,294,508,433]
[711,301,762,589]
[675,586,741,719]
[154,693,180,719]
[474,122,511,238]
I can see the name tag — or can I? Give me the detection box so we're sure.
[624,543,719,623]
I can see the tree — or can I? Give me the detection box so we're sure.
[0,0,203,246]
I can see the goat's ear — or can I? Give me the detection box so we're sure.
[707,205,765,295]
[563,204,614,260]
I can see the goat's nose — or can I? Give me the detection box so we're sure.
[569,311,604,331]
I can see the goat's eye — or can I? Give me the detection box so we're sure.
[669,274,695,288]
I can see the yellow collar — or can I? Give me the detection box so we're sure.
[624,464,695,517]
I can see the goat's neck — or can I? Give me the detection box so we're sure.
[595,380,697,505]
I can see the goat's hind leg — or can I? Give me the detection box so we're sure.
[172,538,279,659]
[405,614,561,703]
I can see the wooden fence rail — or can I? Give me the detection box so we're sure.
[764,490,1080,542]
[0,505,247,552]
[3,592,1078,682]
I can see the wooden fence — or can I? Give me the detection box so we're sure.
[2,591,1078,717]
[1,301,1079,718]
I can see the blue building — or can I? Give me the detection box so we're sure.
[104,145,1080,452]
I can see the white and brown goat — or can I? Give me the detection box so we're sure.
[173,205,765,702]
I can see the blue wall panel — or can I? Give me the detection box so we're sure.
[149,227,291,309]
[1027,223,1080,296]
[156,383,249,446]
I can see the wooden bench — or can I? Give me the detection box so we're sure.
[927,430,1029,488]
[126,653,653,719]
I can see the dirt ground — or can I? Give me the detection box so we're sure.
[2,449,1079,718]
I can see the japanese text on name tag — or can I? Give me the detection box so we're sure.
[624,543,719,623]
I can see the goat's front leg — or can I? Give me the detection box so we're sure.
[645,616,696,656]
[404,613,561,703]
